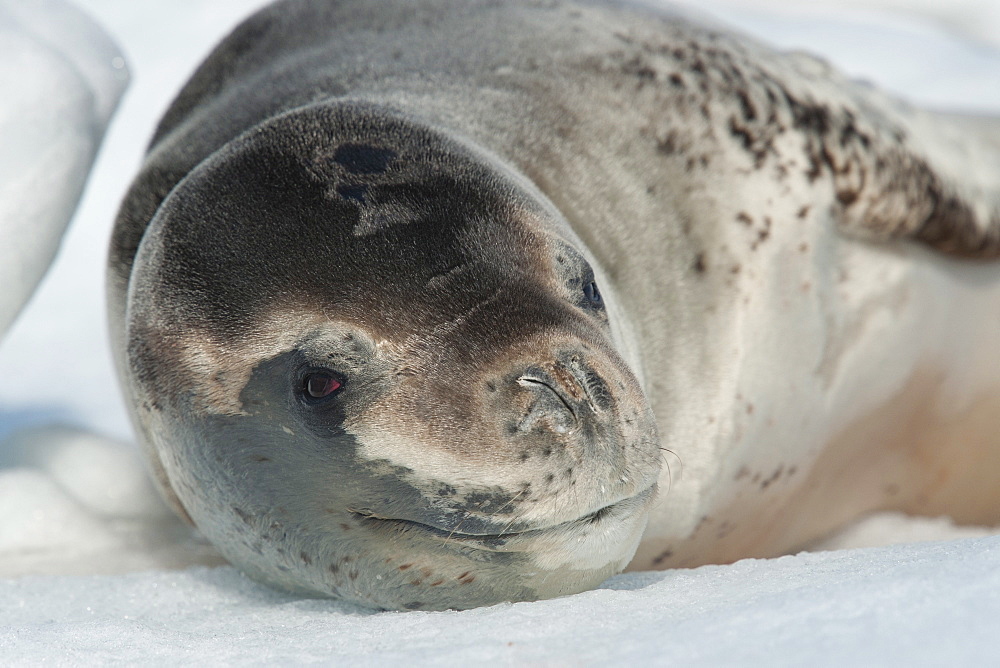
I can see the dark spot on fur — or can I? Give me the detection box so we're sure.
[429,579,444,587]
[652,549,673,566]
[399,563,413,571]
[736,212,753,226]
[250,455,271,462]
[332,143,397,174]
[693,252,706,274]
[783,93,831,135]
[545,473,555,484]
[328,563,339,574]
[797,205,811,219]
[761,466,785,490]
[734,466,750,481]
[300,551,312,565]
[336,183,368,203]
[836,189,860,206]
[233,507,251,524]
[622,55,656,81]
[457,572,476,585]
[657,131,678,155]
[716,521,736,539]
[403,602,424,610]
[729,117,754,152]
[736,89,757,121]
[839,112,871,149]
[339,523,351,531]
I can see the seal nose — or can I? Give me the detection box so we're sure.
[516,374,576,434]
[514,361,593,435]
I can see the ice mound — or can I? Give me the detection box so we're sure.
[0,425,224,578]
[0,0,128,337]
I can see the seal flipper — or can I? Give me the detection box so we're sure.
[822,101,1000,259]
[908,111,1000,258]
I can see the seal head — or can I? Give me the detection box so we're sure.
[124,103,660,610]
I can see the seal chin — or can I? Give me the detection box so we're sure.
[334,483,658,610]
[351,483,657,552]
[208,478,657,611]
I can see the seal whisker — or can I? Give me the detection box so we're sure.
[489,487,532,537]
[493,486,528,517]
[445,512,472,544]
[658,447,681,494]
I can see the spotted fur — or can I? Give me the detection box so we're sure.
[111,0,1000,609]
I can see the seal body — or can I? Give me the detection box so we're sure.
[110,0,1000,609]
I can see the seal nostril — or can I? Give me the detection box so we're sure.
[516,375,578,434]
[518,376,575,413]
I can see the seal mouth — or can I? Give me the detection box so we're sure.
[348,484,656,551]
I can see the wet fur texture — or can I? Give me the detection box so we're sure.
[111,0,1000,609]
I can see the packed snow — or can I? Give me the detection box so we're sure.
[1,0,998,664]
[5,536,1000,665]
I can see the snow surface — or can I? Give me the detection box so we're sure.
[5,536,1000,665]
[1,0,999,664]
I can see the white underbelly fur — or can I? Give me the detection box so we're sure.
[632,235,1000,569]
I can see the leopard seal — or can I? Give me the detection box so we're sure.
[110,0,1000,610]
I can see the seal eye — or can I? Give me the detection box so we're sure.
[303,372,343,400]
[583,280,603,306]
